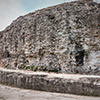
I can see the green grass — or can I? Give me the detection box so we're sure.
[0,97,6,100]
[33,66,38,71]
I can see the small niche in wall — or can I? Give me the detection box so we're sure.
[48,15,55,20]
[3,50,10,58]
[75,44,85,66]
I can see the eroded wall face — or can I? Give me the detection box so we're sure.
[0,1,100,74]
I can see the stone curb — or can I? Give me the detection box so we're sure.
[0,68,100,96]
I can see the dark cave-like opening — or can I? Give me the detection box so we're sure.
[75,44,85,66]
[48,15,55,20]
[75,50,85,66]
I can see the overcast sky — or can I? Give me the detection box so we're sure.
[0,0,99,31]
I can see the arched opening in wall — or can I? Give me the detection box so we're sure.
[75,44,85,66]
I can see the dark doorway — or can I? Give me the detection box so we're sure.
[75,44,85,66]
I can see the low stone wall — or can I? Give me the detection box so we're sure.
[0,68,100,96]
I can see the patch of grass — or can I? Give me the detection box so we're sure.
[30,65,34,71]
[33,66,38,71]
[24,66,28,70]
[0,97,6,100]
[18,64,59,73]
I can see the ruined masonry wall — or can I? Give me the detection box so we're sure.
[0,1,100,74]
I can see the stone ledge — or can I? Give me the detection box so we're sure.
[0,68,100,96]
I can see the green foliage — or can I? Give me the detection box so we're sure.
[30,65,34,70]
[20,64,38,71]
[19,64,59,73]
[0,97,6,100]
[5,64,11,69]
[42,68,48,72]
[33,66,38,71]
[48,69,59,73]
[24,66,29,70]
[21,64,26,69]
[40,67,59,73]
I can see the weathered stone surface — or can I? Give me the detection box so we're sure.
[80,0,93,2]
[0,68,100,96]
[0,1,100,74]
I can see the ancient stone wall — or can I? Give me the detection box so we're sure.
[0,1,100,74]
[79,0,93,2]
[0,68,100,96]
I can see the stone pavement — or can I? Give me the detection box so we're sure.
[0,84,100,100]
